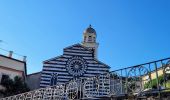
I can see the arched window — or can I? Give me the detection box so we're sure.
[50,73,58,86]
[88,36,92,42]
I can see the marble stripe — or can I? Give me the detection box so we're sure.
[41,79,73,84]
[41,75,73,79]
[87,67,109,70]
[43,64,66,68]
[71,46,88,50]
[43,64,108,71]
[64,52,92,56]
[42,71,69,75]
[87,64,105,67]
[41,79,68,83]
[64,49,91,53]
[53,58,68,61]
[82,57,94,60]
[62,55,72,58]
[40,80,50,84]
[47,61,67,64]
[41,77,51,80]
[43,67,67,71]
[86,60,98,63]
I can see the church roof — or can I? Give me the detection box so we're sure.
[83,25,96,35]
[63,43,92,52]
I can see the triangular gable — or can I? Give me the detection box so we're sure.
[63,43,93,53]
[65,44,110,68]
[43,55,63,63]
[43,43,110,69]
[44,43,93,63]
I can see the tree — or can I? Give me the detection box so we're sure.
[0,75,30,97]
[144,75,169,89]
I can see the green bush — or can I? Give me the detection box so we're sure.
[144,74,170,89]
[0,75,30,97]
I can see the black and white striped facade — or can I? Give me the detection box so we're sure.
[40,43,110,88]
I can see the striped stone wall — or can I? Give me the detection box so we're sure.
[40,44,110,88]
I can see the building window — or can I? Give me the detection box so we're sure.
[88,36,92,42]
[50,73,58,86]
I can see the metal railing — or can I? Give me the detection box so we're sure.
[110,57,170,98]
[0,48,26,62]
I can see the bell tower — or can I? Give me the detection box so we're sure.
[82,25,99,59]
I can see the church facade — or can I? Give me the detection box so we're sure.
[40,25,110,88]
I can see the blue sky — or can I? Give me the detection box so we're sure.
[0,0,170,74]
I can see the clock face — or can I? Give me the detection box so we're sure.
[66,56,87,77]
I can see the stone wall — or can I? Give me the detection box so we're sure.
[26,72,41,90]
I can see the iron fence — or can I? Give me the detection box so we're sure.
[110,57,170,99]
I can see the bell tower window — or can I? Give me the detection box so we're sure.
[88,36,92,42]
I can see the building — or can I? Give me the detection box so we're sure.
[0,51,27,89]
[0,51,27,81]
[26,72,41,90]
[40,25,110,88]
